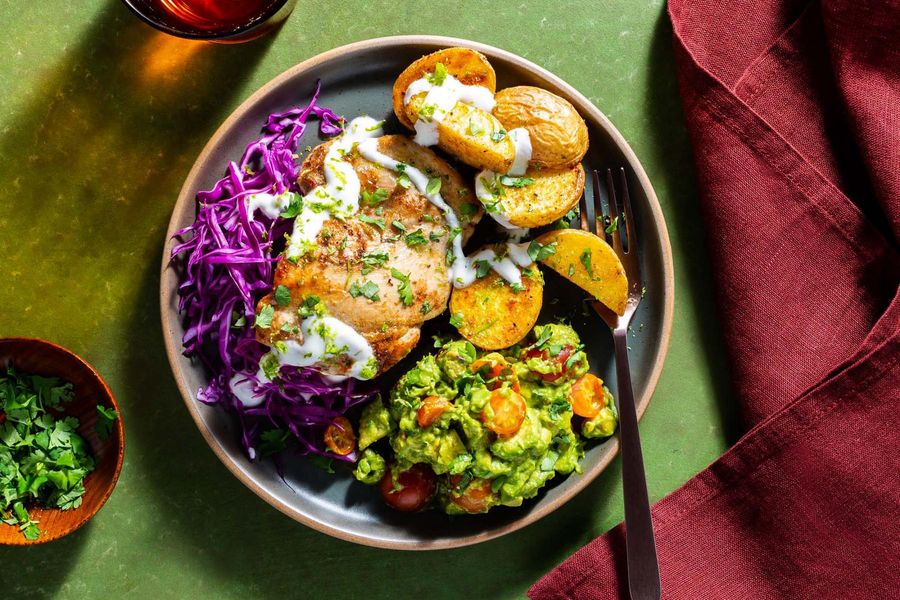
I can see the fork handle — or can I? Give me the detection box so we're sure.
[613,328,661,600]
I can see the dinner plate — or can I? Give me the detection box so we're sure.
[160,35,673,549]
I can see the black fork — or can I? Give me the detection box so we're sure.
[578,168,661,600]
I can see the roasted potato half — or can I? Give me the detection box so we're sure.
[404,95,515,173]
[492,86,589,169]
[449,266,544,350]
[392,47,497,129]
[476,165,585,228]
[535,229,627,315]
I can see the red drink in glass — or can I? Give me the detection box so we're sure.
[122,0,297,41]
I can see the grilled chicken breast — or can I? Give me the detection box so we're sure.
[256,135,482,377]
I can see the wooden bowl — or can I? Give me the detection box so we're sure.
[0,338,125,545]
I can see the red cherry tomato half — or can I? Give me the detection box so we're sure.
[471,357,521,392]
[525,345,574,383]
[379,463,437,512]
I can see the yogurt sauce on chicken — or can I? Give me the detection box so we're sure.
[235,102,539,397]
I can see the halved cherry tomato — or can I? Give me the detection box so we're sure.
[471,356,520,392]
[448,476,495,514]
[417,395,452,428]
[323,416,356,456]
[568,373,605,418]
[524,345,574,383]
[379,463,437,512]
[482,388,526,436]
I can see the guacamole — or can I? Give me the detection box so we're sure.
[353,323,618,514]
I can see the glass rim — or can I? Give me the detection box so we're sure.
[119,0,290,40]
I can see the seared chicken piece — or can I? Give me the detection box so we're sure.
[256,135,482,377]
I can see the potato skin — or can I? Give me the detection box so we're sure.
[392,47,496,129]
[492,86,589,169]
[485,165,585,228]
[535,229,627,315]
[405,96,515,173]
[449,267,544,350]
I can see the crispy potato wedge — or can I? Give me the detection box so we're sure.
[477,165,585,228]
[492,86,589,169]
[392,47,497,129]
[535,229,627,315]
[405,94,515,173]
[449,266,544,350]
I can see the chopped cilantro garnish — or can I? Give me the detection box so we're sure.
[605,216,619,234]
[527,241,557,262]
[548,398,571,420]
[95,405,118,441]
[274,284,292,307]
[349,280,380,302]
[499,176,535,188]
[260,353,281,381]
[390,268,414,306]
[459,202,479,217]
[297,295,324,318]
[254,304,275,329]
[420,301,432,315]
[474,259,492,279]
[361,250,389,274]
[279,193,303,219]
[404,229,428,247]
[359,214,386,231]
[391,220,407,233]
[580,248,602,281]
[490,129,507,142]
[449,313,465,328]
[361,188,389,206]
[426,177,442,196]
[258,428,291,457]
[0,367,95,541]
[427,62,448,86]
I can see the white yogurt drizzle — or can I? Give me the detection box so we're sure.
[356,137,534,288]
[237,109,538,393]
[402,70,533,227]
[284,117,385,260]
[404,74,496,147]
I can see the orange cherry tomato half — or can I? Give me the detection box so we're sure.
[323,416,356,456]
[471,357,520,392]
[482,388,527,436]
[379,463,437,512]
[449,477,495,514]
[568,374,605,418]
[417,395,452,428]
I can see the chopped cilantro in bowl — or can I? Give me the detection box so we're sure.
[0,366,116,542]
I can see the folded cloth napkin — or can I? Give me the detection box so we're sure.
[530,0,900,597]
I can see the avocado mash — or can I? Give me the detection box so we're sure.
[352,323,618,514]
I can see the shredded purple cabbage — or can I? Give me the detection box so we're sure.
[171,82,374,463]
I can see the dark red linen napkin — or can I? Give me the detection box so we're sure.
[530,0,900,598]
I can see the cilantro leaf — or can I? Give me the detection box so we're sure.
[254,304,275,329]
[390,268,414,306]
[426,177,442,196]
[527,241,557,262]
[274,285,292,307]
[404,229,428,247]
[349,280,381,302]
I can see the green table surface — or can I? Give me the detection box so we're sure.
[1,1,738,598]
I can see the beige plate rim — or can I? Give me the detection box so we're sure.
[159,34,675,550]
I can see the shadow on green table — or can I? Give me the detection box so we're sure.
[643,13,742,444]
[0,1,275,595]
